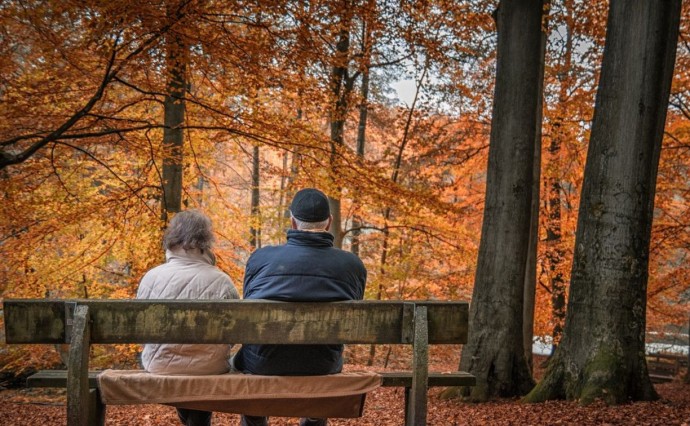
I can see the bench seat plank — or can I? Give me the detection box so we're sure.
[99,370,381,418]
[27,370,476,389]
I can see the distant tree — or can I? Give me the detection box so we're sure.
[250,145,261,249]
[541,0,578,354]
[526,0,682,404]
[161,1,188,219]
[350,0,375,258]
[325,0,354,249]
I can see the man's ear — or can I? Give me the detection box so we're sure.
[290,217,298,230]
[326,215,333,231]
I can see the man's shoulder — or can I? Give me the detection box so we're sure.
[246,244,290,268]
[248,244,288,259]
[331,247,366,266]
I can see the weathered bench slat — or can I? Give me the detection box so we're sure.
[27,370,100,388]
[380,372,475,387]
[27,370,476,389]
[4,300,468,345]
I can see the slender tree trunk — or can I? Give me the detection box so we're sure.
[250,145,261,249]
[357,14,376,364]
[546,145,566,351]
[450,0,545,401]
[161,7,187,221]
[686,314,690,384]
[195,174,206,207]
[327,0,353,249]
[526,0,681,405]
[284,106,303,227]
[351,10,373,257]
[545,0,573,353]
[278,152,287,225]
[375,59,427,301]
[547,128,566,352]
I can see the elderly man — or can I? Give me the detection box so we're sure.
[233,188,367,426]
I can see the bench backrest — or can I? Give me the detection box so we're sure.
[3,299,469,426]
[3,299,468,345]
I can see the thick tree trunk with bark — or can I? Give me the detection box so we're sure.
[523,5,548,371]
[161,8,187,219]
[449,0,545,401]
[526,0,681,405]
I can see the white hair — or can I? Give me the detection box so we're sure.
[291,214,329,231]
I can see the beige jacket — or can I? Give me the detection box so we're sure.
[136,247,239,375]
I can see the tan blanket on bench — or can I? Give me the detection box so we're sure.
[98,370,382,418]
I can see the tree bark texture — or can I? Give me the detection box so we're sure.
[526,0,681,405]
[161,12,187,218]
[455,0,545,401]
[523,4,548,371]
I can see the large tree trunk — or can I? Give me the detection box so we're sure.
[526,0,681,405]
[523,3,548,372]
[450,0,545,401]
[161,5,187,220]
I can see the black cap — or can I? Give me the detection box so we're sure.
[290,188,330,222]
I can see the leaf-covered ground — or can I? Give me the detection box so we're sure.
[0,352,688,425]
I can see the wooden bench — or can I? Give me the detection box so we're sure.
[3,299,475,426]
[646,352,688,383]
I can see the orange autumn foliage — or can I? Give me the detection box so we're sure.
[0,0,688,376]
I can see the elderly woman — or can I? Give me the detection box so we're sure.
[136,210,239,426]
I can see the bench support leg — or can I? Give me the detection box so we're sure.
[407,306,429,426]
[88,388,105,426]
[67,305,91,426]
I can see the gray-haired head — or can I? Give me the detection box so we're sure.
[163,210,215,251]
[291,215,330,231]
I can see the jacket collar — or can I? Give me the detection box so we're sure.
[286,229,334,247]
[165,247,216,265]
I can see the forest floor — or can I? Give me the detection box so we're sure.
[0,349,688,425]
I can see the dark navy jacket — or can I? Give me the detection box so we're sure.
[233,229,367,375]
